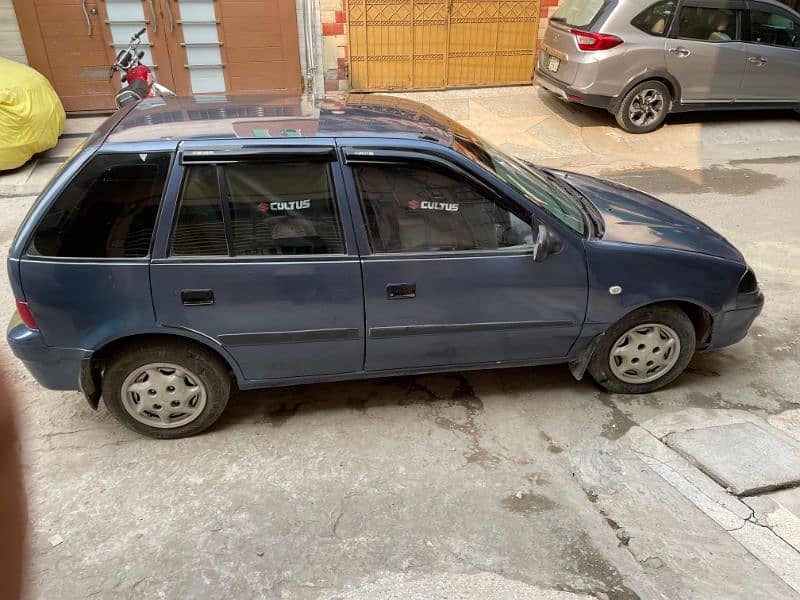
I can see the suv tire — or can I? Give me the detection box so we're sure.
[615,81,671,134]
[102,340,231,439]
[588,305,695,394]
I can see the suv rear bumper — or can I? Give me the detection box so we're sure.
[534,68,615,112]
[7,319,85,391]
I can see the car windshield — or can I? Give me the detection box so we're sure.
[454,135,587,236]
[550,0,606,28]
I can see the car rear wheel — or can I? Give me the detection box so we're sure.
[615,81,671,134]
[588,305,695,394]
[102,341,230,439]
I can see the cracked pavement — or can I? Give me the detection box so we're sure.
[1,88,800,598]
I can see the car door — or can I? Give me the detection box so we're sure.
[340,146,588,373]
[666,0,748,102]
[738,2,800,102]
[150,141,365,383]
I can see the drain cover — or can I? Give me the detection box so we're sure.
[665,422,800,496]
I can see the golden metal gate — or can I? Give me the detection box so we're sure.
[347,0,541,91]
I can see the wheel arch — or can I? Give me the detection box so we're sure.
[611,71,682,114]
[82,331,243,409]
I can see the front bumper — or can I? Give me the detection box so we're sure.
[7,317,87,391]
[707,290,764,349]
[534,68,615,111]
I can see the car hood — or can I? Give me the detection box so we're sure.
[545,169,744,263]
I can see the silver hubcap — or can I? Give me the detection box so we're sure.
[121,363,207,429]
[629,89,665,127]
[609,323,681,385]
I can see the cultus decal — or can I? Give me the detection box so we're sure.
[407,199,459,212]
[258,199,312,213]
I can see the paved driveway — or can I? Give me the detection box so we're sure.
[1,88,800,599]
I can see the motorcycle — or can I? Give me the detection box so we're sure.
[109,28,176,109]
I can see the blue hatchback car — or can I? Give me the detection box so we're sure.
[7,94,763,438]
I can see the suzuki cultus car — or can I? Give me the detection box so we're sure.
[7,95,763,438]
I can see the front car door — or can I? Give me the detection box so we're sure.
[666,0,748,102]
[738,1,800,102]
[339,143,588,373]
[150,141,365,383]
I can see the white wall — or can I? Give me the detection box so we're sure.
[0,0,26,64]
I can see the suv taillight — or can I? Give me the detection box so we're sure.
[16,300,38,330]
[570,29,624,51]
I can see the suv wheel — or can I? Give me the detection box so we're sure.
[102,341,230,439]
[615,81,671,134]
[588,305,695,394]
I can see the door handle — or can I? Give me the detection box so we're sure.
[148,0,158,32]
[387,283,416,300]
[747,56,767,66]
[181,289,215,306]
[668,47,691,57]
[164,0,175,33]
[81,0,93,36]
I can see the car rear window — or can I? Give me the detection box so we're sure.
[632,1,676,36]
[28,152,171,259]
[550,0,607,28]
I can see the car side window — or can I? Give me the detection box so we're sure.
[29,152,171,259]
[675,6,741,41]
[353,162,533,254]
[632,0,676,36]
[171,160,345,257]
[750,7,800,48]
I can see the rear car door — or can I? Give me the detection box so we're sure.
[666,0,748,102]
[738,2,800,102]
[341,146,588,373]
[150,141,365,383]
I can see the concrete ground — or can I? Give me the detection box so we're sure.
[1,87,799,599]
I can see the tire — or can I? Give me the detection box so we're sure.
[588,305,695,394]
[615,81,671,134]
[102,340,230,439]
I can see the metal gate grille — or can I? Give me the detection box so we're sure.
[347,0,540,90]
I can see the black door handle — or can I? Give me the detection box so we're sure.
[387,283,416,300]
[181,289,214,306]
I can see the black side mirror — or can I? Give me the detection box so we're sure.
[532,223,563,263]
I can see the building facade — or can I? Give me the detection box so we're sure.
[1,0,553,112]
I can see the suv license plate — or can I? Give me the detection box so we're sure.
[547,55,561,72]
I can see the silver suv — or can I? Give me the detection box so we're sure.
[534,0,800,132]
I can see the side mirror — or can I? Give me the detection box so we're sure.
[532,223,563,263]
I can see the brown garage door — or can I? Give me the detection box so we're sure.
[347,0,541,91]
[13,0,302,112]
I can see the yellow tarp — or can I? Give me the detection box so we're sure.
[0,58,66,171]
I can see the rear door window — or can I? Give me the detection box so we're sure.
[170,161,345,257]
[675,6,742,41]
[550,0,607,28]
[632,0,676,36]
[29,152,171,258]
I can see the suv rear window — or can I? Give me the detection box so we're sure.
[550,0,606,28]
[29,153,171,259]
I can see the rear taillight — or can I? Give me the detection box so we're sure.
[16,300,38,330]
[570,28,624,51]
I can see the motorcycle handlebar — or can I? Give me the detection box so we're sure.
[134,27,146,38]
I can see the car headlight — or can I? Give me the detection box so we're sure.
[738,268,758,294]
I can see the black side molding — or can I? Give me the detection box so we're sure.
[369,320,575,339]
[219,328,361,346]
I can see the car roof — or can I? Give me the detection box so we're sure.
[103,93,460,147]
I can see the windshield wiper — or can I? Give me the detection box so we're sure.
[536,167,605,238]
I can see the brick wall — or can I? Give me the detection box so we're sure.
[320,0,348,91]
[0,0,26,64]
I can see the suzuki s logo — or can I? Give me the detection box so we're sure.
[258,199,311,213]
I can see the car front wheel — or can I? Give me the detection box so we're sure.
[102,340,230,439]
[615,81,671,134]
[588,305,696,394]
